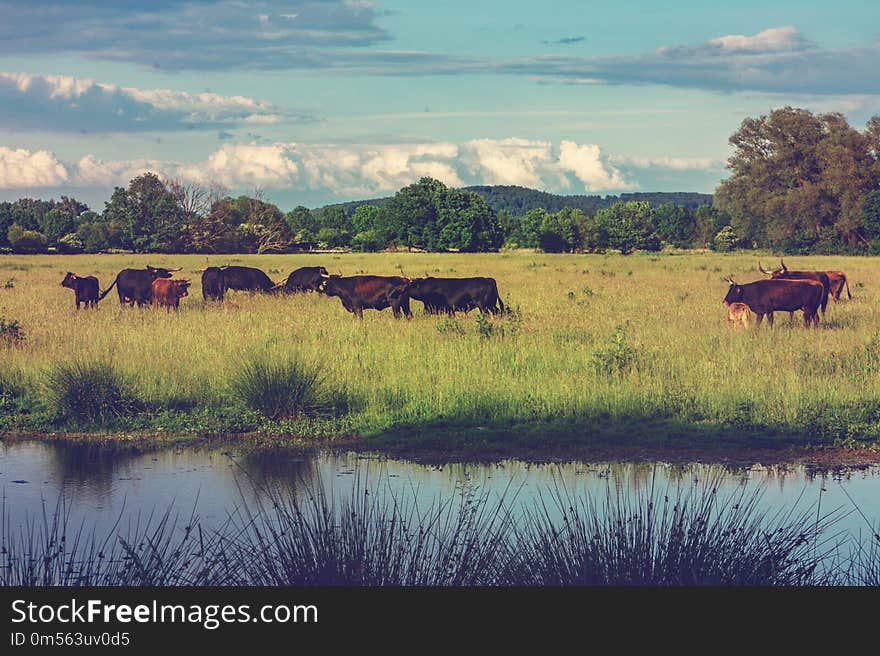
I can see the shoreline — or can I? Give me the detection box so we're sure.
[4,428,879,470]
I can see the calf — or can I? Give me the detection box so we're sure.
[60,272,100,309]
[151,278,191,311]
[726,302,752,329]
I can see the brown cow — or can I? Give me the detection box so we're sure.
[320,275,412,318]
[758,260,830,315]
[60,272,100,309]
[726,302,752,329]
[724,277,823,328]
[825,270,852,302]
[151,278,190,311]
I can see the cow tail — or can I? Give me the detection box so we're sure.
[845,276,852,299]
[97,275,118,300]
[497,295,506,315]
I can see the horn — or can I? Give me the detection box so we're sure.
[780,259,787,273]
[168,267,183,272]
[758,261,772,275]
[320,273,331,279]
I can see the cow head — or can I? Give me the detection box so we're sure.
[172,279,191,297]
[320,274,342,296]
[317,266,329,276]
[146,265,181,279]
[60,272,76,288]
[405,277,430,296]
[722,277,742,305]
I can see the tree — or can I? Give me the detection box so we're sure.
[7,223,48,253]
[382,177,445,248]
[351,229,385,252]
[655,203,695,248]
[598,201,661,254]
[351,204,382,234]
[102,173,188,252]
[77,221,110,253]
[862,190,880,253]
[519,208,548,249]
[715,107,880,250]
[286,205,320,240]
[436,189,503,251]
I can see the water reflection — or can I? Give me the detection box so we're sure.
[1,440,878,543]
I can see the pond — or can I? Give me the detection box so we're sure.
[3,439,878,544]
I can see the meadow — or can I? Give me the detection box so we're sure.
[1,250,880,454]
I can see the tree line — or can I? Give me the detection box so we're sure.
[2,106,878,255]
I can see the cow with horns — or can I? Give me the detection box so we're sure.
[98,265,182,306]
[723,276,824,328]
[758,260,831,315]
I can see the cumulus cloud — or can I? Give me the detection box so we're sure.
[0,1,390,70]
[706,26,807,53]
[0,147,68,188]
[39,138,635,196]
[0,72,309,132]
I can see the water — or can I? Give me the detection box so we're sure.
[3,439,879,545]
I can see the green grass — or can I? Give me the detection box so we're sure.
[1,250,880,451]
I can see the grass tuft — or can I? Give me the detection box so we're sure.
[230,354,330,420]
[45,360,140,425]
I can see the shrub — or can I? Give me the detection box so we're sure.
[230,355,330,419]
[7,224,48,254]
[713,225,739,252]
[591,325,638,375]
[45,360,139,425]
[0,317,25,347]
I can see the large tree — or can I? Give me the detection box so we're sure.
[102,173,188,252]
[715,107,880,250]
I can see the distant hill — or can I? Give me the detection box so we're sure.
[315,185,714,217]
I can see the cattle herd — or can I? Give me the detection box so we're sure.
[58,258,850,327]
[58,264,507,318]
[724,259,852,328]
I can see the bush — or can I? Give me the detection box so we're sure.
[591,325,638,375]
[230,355,330,419]
[351,229,385,252]
[713,225,739,252]
[57,232,85,253]
[7,223,48,254]
[0,317,25,347]
[45,360,139,425]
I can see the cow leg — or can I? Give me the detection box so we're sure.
[766,312,774,328]
[755,313,764,328]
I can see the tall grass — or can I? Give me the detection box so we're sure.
[229,354,331,419]
[503,477,841,585]
[2,471,877,586]
[44,359,140,424]
[2,251,880,443]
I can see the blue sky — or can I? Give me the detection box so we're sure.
[0,0,878,210]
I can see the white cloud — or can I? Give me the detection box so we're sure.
[3,138,648,196]
[559,141,633,189]
[0,147,68,188]
[0,71,308,132]
[461,138,557,188]
[708,26,806,53]
[182,143,300,188]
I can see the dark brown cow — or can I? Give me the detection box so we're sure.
[99,265,182,306]
[407,277,505,315]
[151,278,191,310]
[758,260,830,314]
[60,272,99,309]
[273,266,330,293]
[321,275,412,318]
[723,277,823,328]
[825,270,852,302]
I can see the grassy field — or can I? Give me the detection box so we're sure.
[1,250,880,454]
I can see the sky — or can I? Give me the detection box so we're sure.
[0,0,878,210]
